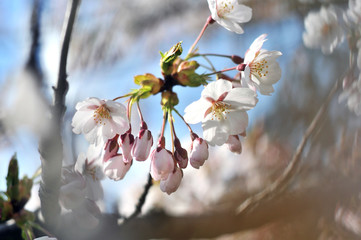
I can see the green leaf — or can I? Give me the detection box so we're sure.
[6,154,19,201]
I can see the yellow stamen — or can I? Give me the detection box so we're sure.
[93,105,111,125]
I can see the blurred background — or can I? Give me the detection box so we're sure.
[1,0,361,239]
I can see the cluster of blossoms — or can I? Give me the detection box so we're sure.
[302,0,361,115]
[59,0,282,223]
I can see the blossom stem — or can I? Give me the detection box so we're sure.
[159,110,168,143]
[190,53,233,59]
[136,100,144,123]
[205,66,237,77]
[187,16,214,57]
[173,108,194,135]
[168,110,176,153]
[113,93,132,101]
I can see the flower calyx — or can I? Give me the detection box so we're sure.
[160,41,183,75]
[161,91,179,110]
[134,73,164,97]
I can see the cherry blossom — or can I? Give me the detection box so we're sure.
[184,79,257,146]
[303,5,344,54]
[242,34,282,95]
[339,77,361,116]
[150,146,174,181]
[75,144,105,201]
[160,167,183,195]
[345,0,361,25]
[72,97,129,144]
[189,135,209,169]
[207,0,252,34]
[103,155,132,181]
[131,122,153,161]
[226,135,242,154]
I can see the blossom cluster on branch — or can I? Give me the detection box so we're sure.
[59,0,282,224]
[302,0,361,115]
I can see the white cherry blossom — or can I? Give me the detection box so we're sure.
[75,144,105,201]
[184,79,257,146]
[339,76,361,116]
[207,0,252,34]
[303,5,344,54]
[242,34,282,95]
[72,97,129,144]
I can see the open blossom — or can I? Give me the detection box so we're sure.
[344,0,361,25]
[339,76,361,116]
[160,167,183,195]
[242,34,282,95]
[72,97,129,144]
[303,5,344,54]
[184,79,257,146]
[75,144,105,201]
[207,0,252,34]
[59,167,86,210]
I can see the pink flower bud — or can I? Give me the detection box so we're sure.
[120,131,134,163]
[103,155,132,181]
[189,136,209,169]
[131,129,153,161]
[226,135,242,154]
[103,134,119,162]
[174,138,188,168]
[150,146,174,181]
[160,167,183,195]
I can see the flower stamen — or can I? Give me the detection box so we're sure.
[93,105,111,125]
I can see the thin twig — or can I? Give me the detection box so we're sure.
[237,78,340,214]
[38,0,80,229]
[123,173,153,223]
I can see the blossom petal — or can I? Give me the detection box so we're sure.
[184,98,210,124]
[224,87,258,110]
[202,79,232,100]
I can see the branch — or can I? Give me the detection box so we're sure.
[236,78,340,214]
[38,0,80,229]
[122,173,153,223]
[57,176,361,239]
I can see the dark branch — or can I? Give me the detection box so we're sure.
[123,173,153,223]
[236,78,340,214]
[38,0,80,229]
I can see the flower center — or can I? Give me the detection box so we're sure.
[87,166,99,181]
[322,23,331,35]
[250,57,269,79]
[93,105,111,125]
[211,101,230,120]
[216,0,234,18]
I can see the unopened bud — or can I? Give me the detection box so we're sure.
[120,131,134,163]
[161,91,179,107]
[131,124,153,161]
[103,155,132,181]
[103,134,120,162]
[174,138,188,168]
[226,135,242,154]
[189,137,209,169]
[150,146,175,181]
[160,167,183,195]
[231,55,244,64]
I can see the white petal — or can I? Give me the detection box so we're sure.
[202,79,232,100]
[224,111,248,135]
[184,99,210,124]
[224,87,258,110]
[202,118,228,146]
